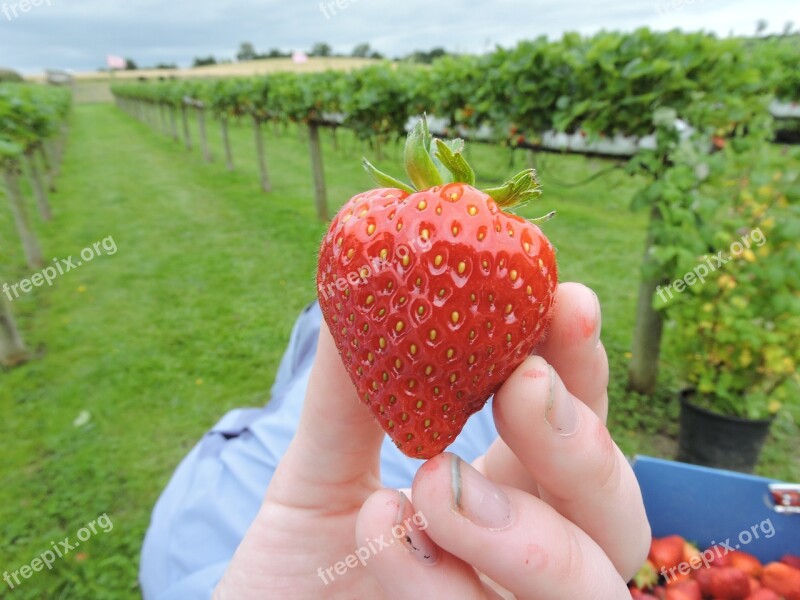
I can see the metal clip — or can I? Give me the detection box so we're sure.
[769,483,800,514]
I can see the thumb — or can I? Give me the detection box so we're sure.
[268,321,386,509]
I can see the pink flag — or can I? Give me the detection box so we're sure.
[106,55,127,70]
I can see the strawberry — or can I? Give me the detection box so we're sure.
[665,580,701,600]
[694,566,750,599]
[705,544,734,567]
[747,575,761,594]
[728,550,762,578]
[781,554,800,570]
[650,536,686,573]
[761,562,800,600]
[681,542,705,573]
[317,116,557,458]
[746,589,781,600]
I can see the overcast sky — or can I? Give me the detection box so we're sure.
[1,0,797,74]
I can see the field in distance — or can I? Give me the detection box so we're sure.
[27,57,383,103]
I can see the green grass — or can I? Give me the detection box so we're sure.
[0,103,797,598]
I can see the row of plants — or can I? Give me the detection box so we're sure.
[0,83,71,366]
[110,29,799,470]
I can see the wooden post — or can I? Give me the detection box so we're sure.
[628,205,666,395]
[221,118,234,171]
[169,106,179,141]
[38,144,56,192]
[0,294,28,367]
[3,166,43,269]
[26,150,52,221]
[308,122,329,221]
[253,117,272,192]
[181,105,192,150]
[159,103,168,135]
[196,107,213,163]
[46,138,61,181]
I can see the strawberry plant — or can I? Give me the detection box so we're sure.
[0,83,70,367]
[316,117,558,457]
[662,144,800,419]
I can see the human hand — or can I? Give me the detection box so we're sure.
[213,283,650,599]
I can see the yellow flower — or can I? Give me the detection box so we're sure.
[731,297,748,310]
[742,249,756,263]
[195,378,204,385]
[624,352,632,359]
[739,349,752,367]
[77,285,87,293]
[757,184,773,199]
[768,399,782,414]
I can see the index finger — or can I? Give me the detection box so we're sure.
[269,322,385,509]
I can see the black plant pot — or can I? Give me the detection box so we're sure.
[677,390,773,474]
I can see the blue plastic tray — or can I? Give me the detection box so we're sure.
[632,455,800,562]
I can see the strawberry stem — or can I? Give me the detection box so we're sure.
[403,115,444,190]
[362,114,550,215]
[482,169,543,208]
[362,158,415,193]
[433,138,475,186]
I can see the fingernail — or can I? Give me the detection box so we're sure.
[544,366,580,436]
[592,291,602,346]
[395,492,439,565]
[451,455,512,530]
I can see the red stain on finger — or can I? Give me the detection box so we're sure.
[561,311,596,345]
[524,543,549,571]
[522,368,548,379]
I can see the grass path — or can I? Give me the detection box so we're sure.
[0,103,796,597]
[0,104,335,597]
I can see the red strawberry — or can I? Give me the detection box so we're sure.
[706,544,734,567]
[761,562,800,600]
[781,554,800,570]
[694,566,750,599]
[747,575,761,594]
[317,116,557,458]
[728,551,762,578]
[665,580,701,600]
[650,536,686,573]
[682,542,701,563]
[746,588,780,600]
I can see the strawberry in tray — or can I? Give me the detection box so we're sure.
[317,115,558,458]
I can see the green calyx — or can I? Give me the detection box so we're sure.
[363,114,546,211]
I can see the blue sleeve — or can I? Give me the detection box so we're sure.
[138,301,498,599]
